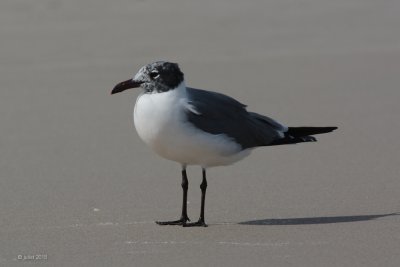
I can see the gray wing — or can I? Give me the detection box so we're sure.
[185,87,287,149]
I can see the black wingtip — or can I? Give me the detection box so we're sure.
[287,126,337,137]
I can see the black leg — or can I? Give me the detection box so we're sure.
[181,168,190,221]
[156,167,191,225]
[184,168,208,227]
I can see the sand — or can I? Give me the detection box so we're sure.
[1,0,400,266]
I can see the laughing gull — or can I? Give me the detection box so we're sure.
[111,61,337,227]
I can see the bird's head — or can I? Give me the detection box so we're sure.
[111,61,184,95]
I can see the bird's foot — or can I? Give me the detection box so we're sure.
[156,215,190,226]
[182,218,208,227]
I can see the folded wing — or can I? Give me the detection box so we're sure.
[185,88,287,149]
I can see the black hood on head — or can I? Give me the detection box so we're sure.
[149,61,184,91]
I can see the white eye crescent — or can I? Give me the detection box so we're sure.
[150,71,160,79]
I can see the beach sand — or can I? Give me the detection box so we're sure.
[1,0,400,266]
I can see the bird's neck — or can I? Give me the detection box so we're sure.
[156,81,187,99]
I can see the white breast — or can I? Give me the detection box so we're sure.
[133,83,251,167]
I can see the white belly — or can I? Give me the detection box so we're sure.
[133,85,251,167]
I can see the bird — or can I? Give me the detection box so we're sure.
[111,61,337,227]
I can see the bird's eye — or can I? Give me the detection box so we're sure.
[149,71,160,79]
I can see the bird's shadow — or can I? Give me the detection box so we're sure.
[239,212,398,225]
